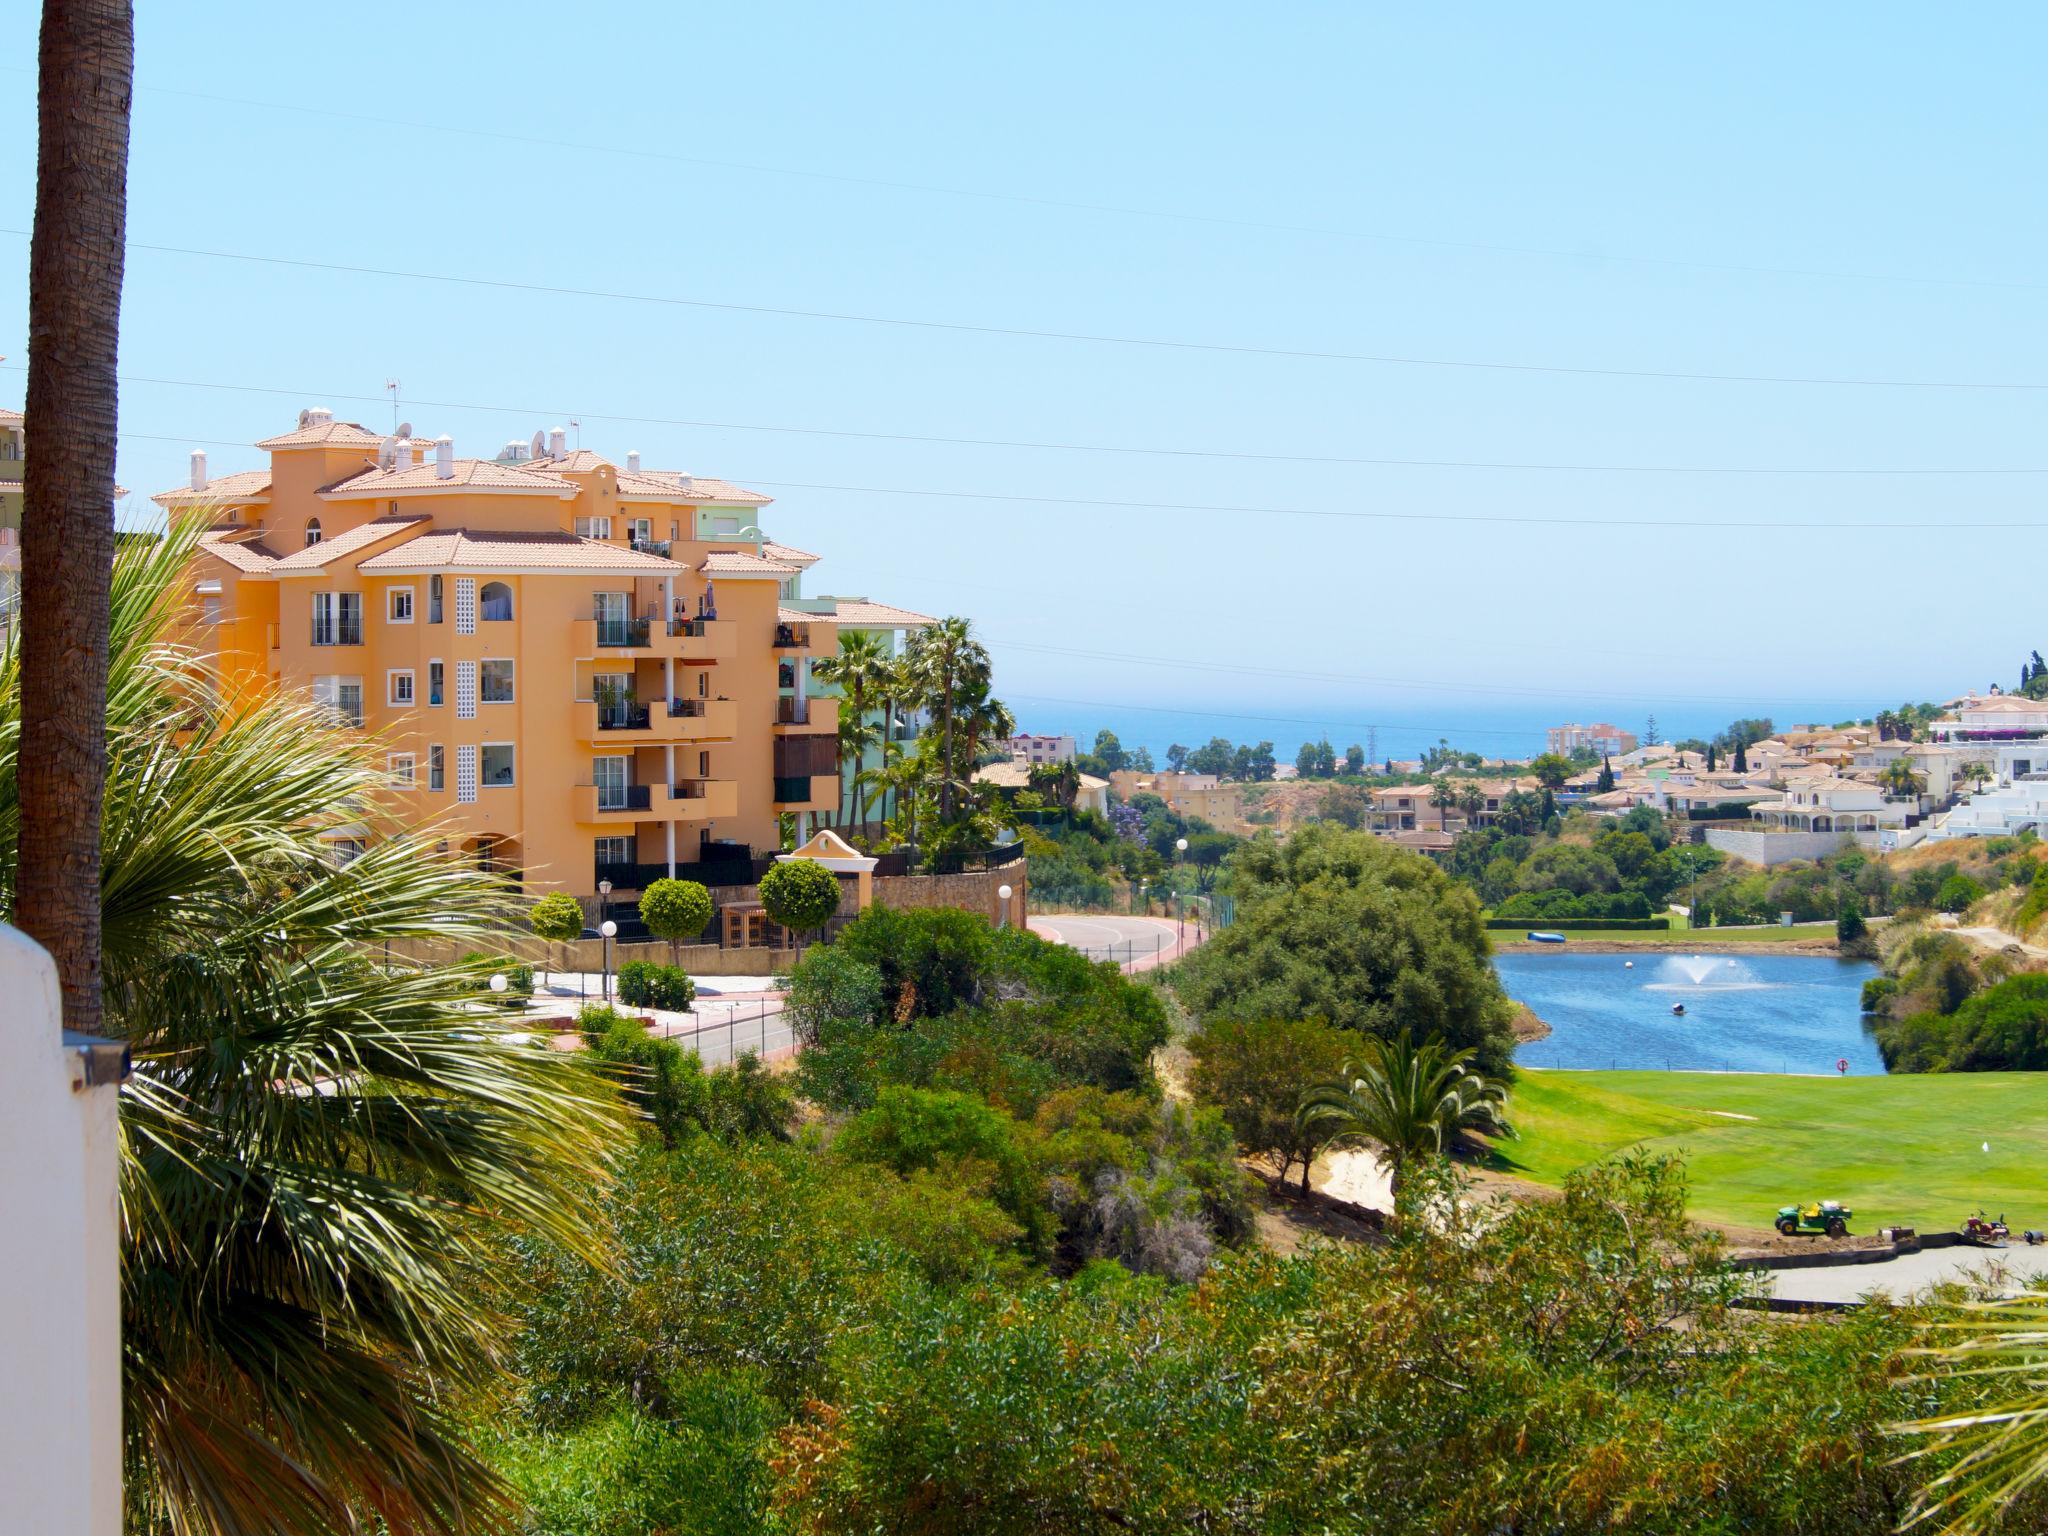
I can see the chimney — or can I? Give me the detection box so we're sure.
[189,449,206,491]
[626,450,641,473]
[436,435,455,479]
[308,407,332,428]
[548,426,567,458]
[677,473,695,494]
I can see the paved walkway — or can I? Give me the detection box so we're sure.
[1027,913,1204,972]
[1768,1240,2048,1304]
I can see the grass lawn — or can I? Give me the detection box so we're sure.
[1493,923,1837,947]
[1496,1069,2048,1234]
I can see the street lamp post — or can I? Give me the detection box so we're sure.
[997,883,1013,928]
[600,919,618,1004]
[597,878,612,928]
[1174,837,1188,947]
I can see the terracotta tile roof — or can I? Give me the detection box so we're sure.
[197,530,284,573]
[152,469,274,508]
[321,459,577,498]
[616,470,772,506]
[255,420,384,450]
[357,530,681,573]
[700,550,796,579]
[777,607,840,625]
[269,516,430,572]
[0,407,22,428]
[762,540,819,565]
[828,598,935,627]
[535,449,607,473]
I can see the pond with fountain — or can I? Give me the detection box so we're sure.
[1495,950,1884,1075]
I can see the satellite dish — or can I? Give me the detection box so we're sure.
[297,408,312,429]
[396,420,414,440]
[530,429,546,459]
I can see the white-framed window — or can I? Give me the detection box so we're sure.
[481,743,516,787]
[387,669,415,706]
[329,836,366,864]
[428,660,444,706]
[575,515,613,540]
[479,581,513,621]
[428,743,445,792]
[593,755,629,810]
[311,591,363,646]
[312,675,364,728]
[630,517,652,545]
[455,744,478,803]
[595,834,632,866]
[388,752,416,788]
[387,586,415,623]
[454,577,476,634]
[697,669,709,698]
[455,660,477,719]
[305,518,323,547]
[481,658,514,703]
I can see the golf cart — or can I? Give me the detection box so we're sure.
[1776,1200,1851,1238]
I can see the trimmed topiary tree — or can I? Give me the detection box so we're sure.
[529,891,585,982]
[639,877,713,966]
[759,858,842,944]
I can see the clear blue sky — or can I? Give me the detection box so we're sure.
[4,4,2045,755]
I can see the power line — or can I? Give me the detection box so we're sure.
[14,63,2040,298]
[37,365,2048,478]
[10,229,2048,392]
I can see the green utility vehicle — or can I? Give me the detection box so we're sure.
[1775,1199,1851,1238]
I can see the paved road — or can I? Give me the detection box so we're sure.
[1950,923,2048,962]
[1028,913,1201,971]
[1769,1240,2048,1304]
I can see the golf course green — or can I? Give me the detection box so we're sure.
[1497,1069,2048,1235]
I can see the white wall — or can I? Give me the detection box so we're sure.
[1705,827,1855,866]
[0,925,124,1534]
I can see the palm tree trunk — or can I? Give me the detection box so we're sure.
[18,0,133,1033]
[940,678,955,820]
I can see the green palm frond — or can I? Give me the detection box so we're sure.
[1894,1295,2048,1534]
[0,514,631,1536]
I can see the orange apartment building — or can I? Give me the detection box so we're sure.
[157,410,930,899]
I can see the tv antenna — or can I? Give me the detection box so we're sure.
[385,378,401,431]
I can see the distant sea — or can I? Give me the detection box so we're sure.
[1000,696,1889,765]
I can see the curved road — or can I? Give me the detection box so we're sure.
[1028,913,1201,972]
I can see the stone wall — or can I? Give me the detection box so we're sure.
[1705,828,1856,867]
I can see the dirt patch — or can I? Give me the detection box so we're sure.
[1510,1002,1551,1042]
[1720,1228,1898,1259]
[1252,1177,1387,1255]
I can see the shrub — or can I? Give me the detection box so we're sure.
[759,858,842,936]
[1187,1016,1354,1189]
[462,951,533,1009]
[529,890,586,976]
[618,960,695,1011]
[582,1010,794,1145]
[1936,873,1986,914]
[836,1087,1050,1256]
[639,878,713,964]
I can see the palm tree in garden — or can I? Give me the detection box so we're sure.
[1295,1030,1510,1210]
[1428,776,1457,831]
[0,520,628,1535]
[815,629,894,824]
[833,709,880,826]
[19,0,133,1032]
[904,616,991,821]
[1457,782,1486,828]
[1895,1293,2048,1533]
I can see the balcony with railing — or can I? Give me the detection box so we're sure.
[771,772,840,809]
[574,695,739,742]
[664,777,740,820]
[772,623,812,651]
[774,695,840,733]
[667,616,736,661]
[573,782,653,823]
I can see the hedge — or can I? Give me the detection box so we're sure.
[617,960,697,1011]
[1483,917,1670,931]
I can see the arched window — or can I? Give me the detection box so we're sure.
[304,518,322,547]
[479,581,513,621]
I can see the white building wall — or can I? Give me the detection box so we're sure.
[0,925,124,1535]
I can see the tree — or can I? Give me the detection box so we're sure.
[1295,1030,1510,1214]
[639,877,713,966]
[903,616,991,822]
[1705,742,1718,772]
[760,857,843,940]
[1596,755,1616,793]
[1733,740,1749,773]
[18,0,133,1031]
[1428,776,1457,830]
[1879,758,1927,800]
[4,520,628,1535]
[1189,1017,1355,1192]
[1344,743,1365,775]
[1457,782,1486,828]
[1172,825,1519,1075]
[1093,729,1129,773]
[1166,742,1189,772]
[1131,745,1155,772]
[814,629,894,825]
[1936,873,1985,914]
[1296,740,1321,779]
[1835,900,1868,947]
[1186,737,1234,778]
[1527,753,1574,791]
[1644,714,1660,747]
[530,889,585,977]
